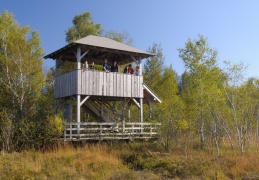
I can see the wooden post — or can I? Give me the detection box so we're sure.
[55,58,58,76]
[139,57,142,76]
[148,99,152,119]
[76,95,81,136]
[101,99,104,117]
[128,109,131,122]
[76,47,81,70]
[54,59,59,114]
[75,47,89,137]
[54,99,58,114]
[76,47,81,136]
[139,98,143,133]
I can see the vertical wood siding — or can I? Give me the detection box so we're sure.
[54,70,143,98]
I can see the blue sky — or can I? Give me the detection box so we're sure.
[1,0,259,78]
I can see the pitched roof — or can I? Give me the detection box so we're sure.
[75,35,150,54]
[44,35,154,65]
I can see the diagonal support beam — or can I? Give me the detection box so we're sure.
[132,98,140,108]
[80,49,90,60]
[74,49,90,60]
[80,96,90,106]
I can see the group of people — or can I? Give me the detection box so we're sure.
[123,64,140,75]
[82,59,140,76]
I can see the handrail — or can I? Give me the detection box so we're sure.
[64,122,161,141]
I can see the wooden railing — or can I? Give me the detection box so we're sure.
[64,122,161,141]
[54,70,143,99]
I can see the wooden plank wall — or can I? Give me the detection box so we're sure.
[54,70,143,99]
[54,71,77,98]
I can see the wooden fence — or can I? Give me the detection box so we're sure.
[64,122,161,141]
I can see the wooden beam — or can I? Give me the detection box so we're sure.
[80,49,90,60]
[76,47,81,69]
[76,95,81,122]
[140,98,143,133]
[76,94,81,136]
[80,96,90,106]
[132,98,140,108]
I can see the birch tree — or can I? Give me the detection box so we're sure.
[178,35,225,149]
[0,10,44,119]
[223,61,255,153]
[0,10,44,150]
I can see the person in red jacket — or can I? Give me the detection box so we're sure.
[128,64,134,74]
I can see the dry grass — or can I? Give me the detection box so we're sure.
[0,144,126,179]
[0,142,259,179]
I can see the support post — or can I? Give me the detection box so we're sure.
[139,57,142,76]
[54,59,60,114]
[76,47,81,70]
[128,109,131,122]
[75,47,90,70]
[148,99,152,119]
[139,98,143,133]
[54,99,58,114]
[76,94,81,136]
[55,58,58,76]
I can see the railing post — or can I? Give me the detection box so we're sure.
[150,124,153,138]
[64,123,66,141]
[100,124,102,140]
[122,120,125,134]
[70,123,72,139]
[140,99,143,134]
[76,95,81,138]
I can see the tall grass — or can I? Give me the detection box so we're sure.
[0,144,127,179]
[0,142,259,179]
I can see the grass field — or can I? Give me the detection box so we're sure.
[0,141,259,179]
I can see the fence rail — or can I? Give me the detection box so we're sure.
[64,122,161,141]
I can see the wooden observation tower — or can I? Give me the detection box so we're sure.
[44,35,162,141]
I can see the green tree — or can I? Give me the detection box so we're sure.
[222,61,258,153]
[158,66,186,151]
[142,43,165,123]
[0,10,44,120]
[144,43,164,92]
[143,44,187,151]
[64,12,132,74]
[0,10,45,150]
[65,12,102,43]
[178,35,225,149]
[103,30,133,45]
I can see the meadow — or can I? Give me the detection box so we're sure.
[1,141,259,179]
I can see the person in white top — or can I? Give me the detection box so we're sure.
[82,60,89,71]
[135,65,140,76]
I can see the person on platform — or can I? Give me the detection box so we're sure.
[128,64,134,74]
[102,59,110,72]
[135,65,140,76]
[90,62,95,71]
[111,61,119,72]
[82,60,88,71]
[123,65,129,74]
